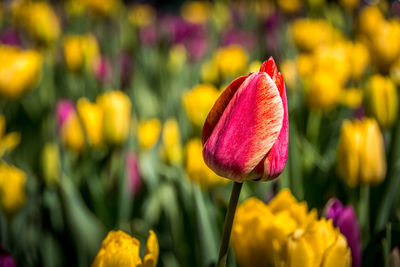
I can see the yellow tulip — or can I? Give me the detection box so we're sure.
[369,20,400,71]
[365,75,398,129]
[63,34,100,72]
[291,19,340,52]
[337,118,387,187]
[128,4,156,28]
[201,59,219,84]
[181,1,211,25]
[307,71,342,110]
[61,111,85,152]
[277,0,302,14]
[0,162,26,216]
[185,139,228,188]
[214,45,248,80]
[247,60,262,74]
[231,189,317,267]
[347,42,369,81]
[41,142,60,186]
[286,219,351,267]
[77,98,104,147]
[97,91,131,145]
[160,119,182,165]
[182,84,220,128]
[0,115,20,158]
[168,45,187,74]
[358,5,384,37]
[137,118,161,150]
[280,59,298,91]
[13,1,60,45]
[340,0,360,11]
[92,230,159,267]
[0,46,42,99]
[340,88,363,109]
[82,0,119,16]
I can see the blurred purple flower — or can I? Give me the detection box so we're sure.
[263,11,283,57]
[95,56,111,83]
[354,106,365,120]
[160,15,208,61]
[56,100,74,129]
[125,151,141,196]
[222,30,256,50]
[325,198,361,267]
[0,29,21,47]
[119,51,134,89]
[139,26,158,46]
[0,245,17,267]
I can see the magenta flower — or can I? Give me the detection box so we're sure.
[56,100,74,129]
[0,245,17,267]
[325,198,362,267]
[125,151,141,196]
[95,56,111,83]
[202,57,288,182]
[0,29,21,47]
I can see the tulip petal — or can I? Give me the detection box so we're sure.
[254,58,289,180]
[203,72,284,181]
[201,75,248,145]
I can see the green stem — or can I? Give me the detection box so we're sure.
[216,181,243,267]
[359,185,370,246]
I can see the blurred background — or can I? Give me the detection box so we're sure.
[0,0,400,266]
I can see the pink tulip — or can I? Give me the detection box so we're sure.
[202,57,288,182]
[56,100,75,129]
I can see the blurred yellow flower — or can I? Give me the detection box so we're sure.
[13,1,60,45]
[286,219,351,267]
[63,34,100,72]
[280,59,298,91]
[160,119,182,165]
[340,0,360,11]
[168,45,187,74]
[337,118,386,187]
[185,139,228,188]
[369,19,400,71]
[77,98,104,147]
[277,0,302,14]
[297,54,314,79]
[61,111,85,152]
[92,230,158,267]
[97,91,131,145]
[231,189,318,267]
[0,162,26,216]
[365,75,398,129]
[181,1,211,25]
[358,5,384,37]
[390,58,400,85]
[201,59,219,84]
[214,45,248,80]
[41,142,60,186]
[0,46,42,99]
[182,84,220,128]
[247,60,262,74]
[128,4,156,28]
[291,19,341,52]
[137,118,161,150]
[82,0,119,16]
[65,0,85,16]
[347,42,369,81]
[307,71,342,110]
[339,88,363,109]
[211,2,231,31]
[0,115,20,158]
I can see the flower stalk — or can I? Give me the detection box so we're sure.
[216,181,243,267]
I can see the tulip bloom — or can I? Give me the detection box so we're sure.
[325,198,361,267]
[92,230,159,267]
[202,57,288,182]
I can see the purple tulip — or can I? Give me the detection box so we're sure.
[0,29,21,47]
[0,245,17,267]
[325,198,361,267]
[95,57,111,83]
[125,151,141,196]
[160,15,208,61]
[139,26,158,46]
[56,100,75,129]
[119,52,134,89]
[222,30,256,50]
